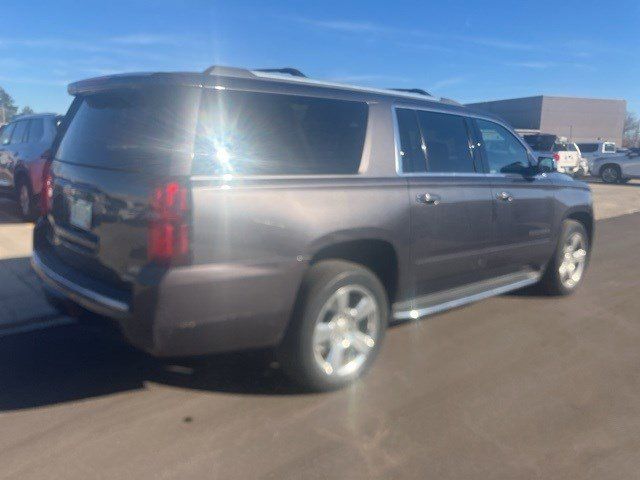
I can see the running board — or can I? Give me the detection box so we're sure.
[392,271,541,321]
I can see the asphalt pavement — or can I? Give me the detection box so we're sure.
[0,189,639,479]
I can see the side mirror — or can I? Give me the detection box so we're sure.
[537,155,557,173]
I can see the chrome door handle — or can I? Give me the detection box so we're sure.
[416,193,441,205]
[497,191,513,202]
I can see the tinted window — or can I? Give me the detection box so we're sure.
[10,120,28,144]
[0,123,14,145]
[27,118,45,143]
[566,143,578,152]
[417,111,475,173]
[396,108,426,173]
[477,119,530,174]
[524,134,554,152]
[577,143,598,153]
[552,142,568,152]
[194,91,368,175]
[57,87,199,169]
[604,143,616,152]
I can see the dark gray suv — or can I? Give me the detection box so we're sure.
[32,66,593,390]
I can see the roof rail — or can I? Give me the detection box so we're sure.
[390,88,431,97]
[254,67,307,78]
[439,97,462,106]
[203,65,256,78]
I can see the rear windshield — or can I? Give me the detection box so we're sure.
[193,90,368,176]
[523,134,555,152]
[604,143,616,152]
[566,143,578,152]
[56,87,199,170]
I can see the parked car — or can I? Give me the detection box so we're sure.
[576,141,617,173]
[0,113,61,219]
[523,134,581,175]
[591,148,640,183]
[31,67,593,390]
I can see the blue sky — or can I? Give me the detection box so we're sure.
[2,0,639,114]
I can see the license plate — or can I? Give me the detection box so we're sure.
[69,198,93,231]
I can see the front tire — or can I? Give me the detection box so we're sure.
[278,260,388,391]
[539,220,590,295]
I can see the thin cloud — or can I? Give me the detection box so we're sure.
[507,61,555,69]
[431,76,466,90]
[109,34,182,46]
[281,16,538,51]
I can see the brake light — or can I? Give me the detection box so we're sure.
[553,153,560,162]
[148,182,190,265]
[40,151,53,215]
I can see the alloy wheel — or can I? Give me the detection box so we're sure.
[559,232,587,289]
[312,285,379,377]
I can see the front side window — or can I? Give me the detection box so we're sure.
[194,91,368,175]
[417,111,475,173]
[10,120,28,144]
[0,123,15,145]
[396,108,426,173]
[476,119,530,174]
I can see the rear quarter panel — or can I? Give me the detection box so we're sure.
[190,176,411,321]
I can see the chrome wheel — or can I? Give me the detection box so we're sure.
[559,232,587,289]
[19,184,30,217]
[312,285,379,377]
[601,166,619,183]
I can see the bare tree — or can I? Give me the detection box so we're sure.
[623,111,640,147]
[0,86,18,124]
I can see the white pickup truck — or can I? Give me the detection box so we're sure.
[523,134,582,175]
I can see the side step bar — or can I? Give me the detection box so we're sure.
[392,271,541,321]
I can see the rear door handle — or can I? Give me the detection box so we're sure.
[416,193,441,205]
[496,191,514,202]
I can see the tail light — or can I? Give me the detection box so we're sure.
[148,181,190,265]
[40,151,53,215]
[553,153,560,162]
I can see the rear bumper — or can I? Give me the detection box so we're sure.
[32,237,303,357]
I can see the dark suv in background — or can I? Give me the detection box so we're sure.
[32,67,593,390]
[0,113,61,219]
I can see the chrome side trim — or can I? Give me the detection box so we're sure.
[31,252,129,313]
[392,274,541,321]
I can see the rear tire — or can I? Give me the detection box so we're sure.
[278,260,388,391]
[15,177,36,221]
[539,220,590,296]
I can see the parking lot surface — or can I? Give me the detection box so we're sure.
[0,181,639,479]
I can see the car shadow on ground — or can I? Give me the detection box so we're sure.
[0,197,27,224]
[0,305,315,412]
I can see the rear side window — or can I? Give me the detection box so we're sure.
[604,143,616,153]
[0,123,14,145]
[56,87,199,169]
[577,143,597,153]
[416,111,475,173]
[396,108,426,173]
[27,118,45,143]
[10,120,28,144]
[476,119,530,174]
[194,91,368,175]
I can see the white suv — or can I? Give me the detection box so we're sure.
[524,134,581,175]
